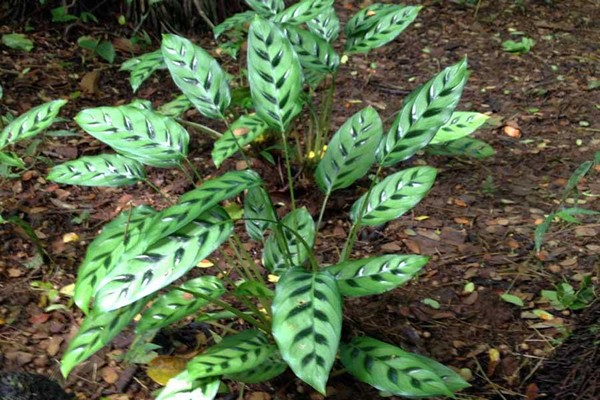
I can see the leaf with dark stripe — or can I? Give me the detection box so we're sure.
[262,207,315,273]
[214,11,256,38]
[307,7,339,42]
[245,0,284,16]
[136,276,225,334]
[315,107,382,195]
[212,114,270,167]
[344,4,400,39]
[162,34,231,119]
[244,185,277,241]
[188,329,275,378]
[282,24,339,74]
[94,206,233,311]
[327,255,428,297]
[0,100,67,148]
[272,267,342,394]
[48,154,146,187]
[426,136,495,159]
[377,59,468,167]
[226,351,287,383]
[430,111,489,144]
[74,205,157,313]
[156,371,219,400]
[75,105,189,168]
[345,5,420,54]
[272,0,333,25]
[350,166,437,226]
[248,17,302,132]
[61,298,147,377]
[120,50,165,93]
[340,336,470,397]
[158,94,194,118]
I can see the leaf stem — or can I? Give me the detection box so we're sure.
[178,119,222,139]
[280,130,296,210]
[316,192,330,235]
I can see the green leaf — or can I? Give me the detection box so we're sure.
[425,136,496,159]
[244,185,277,241]
[75,105,189,168]
[282,24,339,74]
[0,151,26,169]
[234,280,274,299]
[61,299,147,377]
[328,255,428,297]
[500,293,524,307]
[96,40,115,63]
[120,50,166,93]
[212,114,270,167]
[226,351,287,383]
[0,100,67,148]
[188,330,275,377]
[158,94,194,118]
[430,111,489,144]
[162,34,231,119]
[156,371,219,400]
[245,0,284,16]
[272,267,342,394]
[73,205,158,313]
[345,5,420,53]
[272,0,333,25]
[47,154,146,187]
[307,7,339,42]
[564,160,593,199]
[136,276,225,334]
[350,166,437,226]
[340,336,470,397]
[214,11,256,38]
[315,107,382,195]
[262,207,315,273]
[248,17,303,132]
[378,59,468,166]
[2,33,34,51]
[95,206,233,312]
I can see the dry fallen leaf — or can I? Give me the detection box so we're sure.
[101,366,120,384]
[503,125,521,138]
[80,70,101,94]
[147,355,187,385]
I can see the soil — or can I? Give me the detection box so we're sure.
[1,1,599,400]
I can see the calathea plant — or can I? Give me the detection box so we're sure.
[48,2,491,399]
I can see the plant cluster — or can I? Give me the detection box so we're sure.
[0,1,497,398]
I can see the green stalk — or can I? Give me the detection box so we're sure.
[315,72,337,155]
[178,119,222,139]
[280,129,296,210]
[316,192,330,235]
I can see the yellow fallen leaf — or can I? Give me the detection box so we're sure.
[268,274,279,283]
[414,215,429,221]
[62,232,79,243]
[147,355,187,385]
[59,283,75,297]
[488,348,500,363]
[197,259,214,268]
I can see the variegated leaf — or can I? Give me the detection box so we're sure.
[248,17,303,132]
[162,34,231,119]
[214,11,256,38]
[282,24,339,74]
[430,111,489,144]
[120,50,166,93]
[340,336,470,397]
[0,100,67,148]
[95,206,233,311]
[272,267,342,394]
[262,207,315,273]
[48,154,146,187]
[244,185,277,241]
[128,98,153,110]
[156,371,219,400]
[327,255,428,297]
[345,5,421,54]
[136,276,225,334]
[350,166,437,226]
[61,299,147,377]
[307,7,339,42]
[315,107,382,195]
[158,94,194,118]
[426,136,496,159]
[344,4,401,40]
[212,114,270,167]
[272,0,333,25]
[75,105,189,168]
[226,351,287,383]
[245,0,284,16]
[74,205,157,313]
[377,59,468,166]
[188,330,275,377]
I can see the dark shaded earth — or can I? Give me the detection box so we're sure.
[1,1,599,399]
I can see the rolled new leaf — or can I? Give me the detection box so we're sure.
[212,114,270,167]
[0,99,67,148]
[48,154,146,187]
[307,7,340,42]
[378,59,468,166]
[247,17,302,132]
[162,34,231,119]
[244,185,277,241]
[271,267,342,395]
[430,112,489,144]
[272,0,333,25]
[350,166,437,226]
[156,371,219,400]
[120,50,165,93]
[340,336,470,397]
